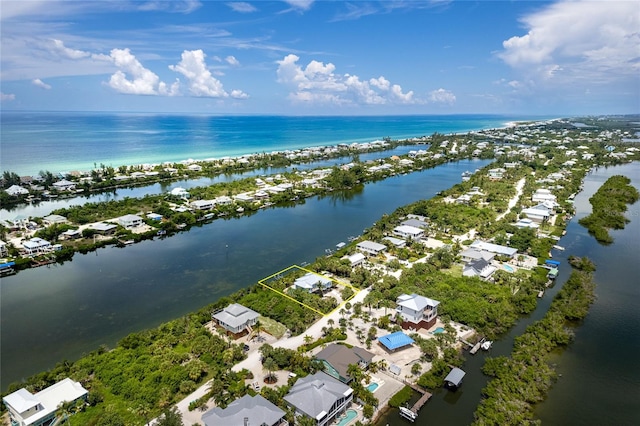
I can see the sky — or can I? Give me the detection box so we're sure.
[0,0,638,116]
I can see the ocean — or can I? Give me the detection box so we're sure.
[0,112,534,177]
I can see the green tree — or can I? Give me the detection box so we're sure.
[156,406,183,426]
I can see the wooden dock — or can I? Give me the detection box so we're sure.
[401,380,433,415]
[469,341,482,354]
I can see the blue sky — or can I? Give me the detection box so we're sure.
[1,0,638,115]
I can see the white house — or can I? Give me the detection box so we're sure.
[22,238,51,255]
[356,240,387,256]
[43,214,68,226]
[470,240,518,258]
[515,218,540,229]
[345,252,366,267]
[212,303,260,336]
[459,248,495,263]
[5,185,29,196]
[118,214,143,228]
[293,272,333,293]
[52,179,76,191]
[3,378,87,426]
[532,188,557,204]
[521,204,551,223]
[170,187,190,198]
[191,200,215,210]
[393,225,424,240]
[187,164,202,172]
[395,293,440,330]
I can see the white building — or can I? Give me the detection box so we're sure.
[117,214,143,228]
[3,378,87,426]
[293,272,333,293]
[395,293,440,330]
[393,225,424,240]
[22,238,51,255]
[5,185,29,196]
[532,188,557,204]
[356,240,387,256]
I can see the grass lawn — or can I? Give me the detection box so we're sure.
[258,316,287,339]
[441,264,463,277]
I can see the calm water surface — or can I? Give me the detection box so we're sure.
[0,159,490,389]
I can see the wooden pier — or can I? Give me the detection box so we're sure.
[400,379,433,418]
[469,340,482,355]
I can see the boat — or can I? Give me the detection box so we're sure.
[399,407,417,422]
[553,245,565,251]
[538,289,545,298]
[481,340,493,351]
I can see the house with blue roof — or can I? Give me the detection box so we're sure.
[378,331,415,353]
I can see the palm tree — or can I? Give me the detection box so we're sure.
[263,357,277,383]
[303,334,313,345]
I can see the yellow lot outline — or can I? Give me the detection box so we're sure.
[258,265,357,317]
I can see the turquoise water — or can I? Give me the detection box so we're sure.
[337,409,358,426]
[503,264,514,272]
[0,112,535,176]
[433,327,445,334]
[367,382,379,392]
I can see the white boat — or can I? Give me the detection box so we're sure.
[399,407,417,422]
[553,245,565,251]
[481,340,493,351]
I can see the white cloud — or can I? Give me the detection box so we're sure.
[32,78,52,89]
[137,1,202,14]
[499,0,640,85]
[231,89,249,99]
[429,88,456,105]
[276,54,416,106]
[169,50,229,97]
[108,48,179,96]
[227,2,257,13]
[283,0,314,11]
[1,92,16,101]
[225,55,240,66]
[51,39,91,59]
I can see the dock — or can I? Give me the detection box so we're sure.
[469,340,482,355]
[398,380,432,421]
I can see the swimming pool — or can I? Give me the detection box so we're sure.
[366,382,379,392]
[336,409,358,426]
[503,264,515,272]
[432,327,445,334]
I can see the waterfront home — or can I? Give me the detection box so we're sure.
[462,258,497,280]
[395,293,440,330]
[3,378,87,426]
[521,204,552,223]
[234,193,254,202]
[0,240,8,257]
[146,212,163,221]
[460,248,496,263]
[117,214,143,229]
[90,222,117,235]
[532,188,557,204]
[52,179,76,191]
[42,214,68,226]
[382,236,406,248]
[190,199,215,210]
[201,394,287,426]
[355,240,387,256]
[5,185,29,196]
[515,218,540,229]
[401,218,429,229]
[293,272,333,293]
[378,331,415,353]
[214,195,233,205]
[22,238,51,256]
[469,240,518,258]
[392,225,424,240]
[284,371,353,426]
[315,344,375,384]
[212,303,260,337]
[487,168,505,180]
[187,164,202,172]
[346,252,366,267]
[169,187,190,198]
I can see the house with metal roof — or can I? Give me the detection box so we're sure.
[378,331,415,352]
[395,293,441,330]
[469,240,518,258]
[460,248,495,263]
[346,252,366,267]
[293,272,333,293]
[3,378,87,426]
[355,240,387,256]
[392,225,424,240]
[212,303,260,336]
[5,185,29,196]
[90,222,117,235]
[444,367,466,389]
[284,371,353,426]
[42,214,68,226]
[117,214,143,229]
[315,344,374,384]
[400,218,429,229]
[22,238,51,256]
[201,394,287,426]
[462,258,497,280]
